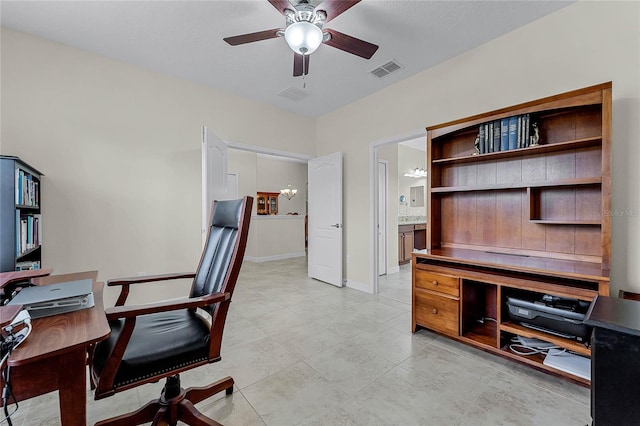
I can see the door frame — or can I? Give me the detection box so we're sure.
[369,129,426,294]
[378,160,388,276]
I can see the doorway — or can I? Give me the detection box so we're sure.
[369,130,426,294]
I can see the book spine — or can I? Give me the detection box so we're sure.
[492,120,501,152]
[508,116,517,150]
[524,114,531,147]
[479,125,485,154]
[500,119,509,151]
[15,211,20,256]
[517,116,523,148]
[484,123,489,154]
[488,122,494,153]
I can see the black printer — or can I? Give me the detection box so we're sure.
[506,294,591,342]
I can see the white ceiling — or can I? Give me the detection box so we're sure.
[0,0,571,117]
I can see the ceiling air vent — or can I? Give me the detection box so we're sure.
[277,86,310,102]
[370,60,403,79]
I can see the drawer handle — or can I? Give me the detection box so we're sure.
[432,308,438,314]
[432,280,439,286]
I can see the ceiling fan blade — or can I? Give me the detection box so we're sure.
[223,29,282,46]
[323,29,378,59]
[293,53,310,77]
[268,0,295,15]
[316,0,362,23]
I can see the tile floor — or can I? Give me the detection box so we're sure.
[9,258,591,425]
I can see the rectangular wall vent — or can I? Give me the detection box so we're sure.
[277,86,310,102]
[370,60,403,79]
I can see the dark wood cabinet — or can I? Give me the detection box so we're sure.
[256,192,279,215]
[412,83,612,384]
[398,225,414,264]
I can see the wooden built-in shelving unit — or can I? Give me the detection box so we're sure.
[412,83,612,385]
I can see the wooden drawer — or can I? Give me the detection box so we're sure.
[415,291,459,336]
[415,270,459,297]
[414,223,426,230]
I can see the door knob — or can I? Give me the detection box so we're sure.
[330,223,342,228]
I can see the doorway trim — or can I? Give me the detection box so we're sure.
[378,160,388,276]
[369,129,427,294]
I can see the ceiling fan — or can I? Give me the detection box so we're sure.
[223,0,379,77]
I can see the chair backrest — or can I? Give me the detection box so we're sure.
[619,289,640,301]
[190,197,253,315]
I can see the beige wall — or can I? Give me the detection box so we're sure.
[0,28,315,307]
[1,1,638,301]
[316,1,640,292]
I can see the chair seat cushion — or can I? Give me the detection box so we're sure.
[93,309,211,388]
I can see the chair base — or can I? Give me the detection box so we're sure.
[95,374,234,426]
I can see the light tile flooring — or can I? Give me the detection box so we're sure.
[10,258,590,425]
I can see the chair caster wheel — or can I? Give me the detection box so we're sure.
[226,385,233,395]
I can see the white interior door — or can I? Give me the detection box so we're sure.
[378,161,388,276]
[201,125,227,244]
[308,152,343,287]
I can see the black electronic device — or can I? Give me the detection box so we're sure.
[506,294,591,342]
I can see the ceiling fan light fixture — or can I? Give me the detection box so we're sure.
[284,21,323,55]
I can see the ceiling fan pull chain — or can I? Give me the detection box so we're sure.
[302,54,306,88]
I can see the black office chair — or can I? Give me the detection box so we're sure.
[91,197,253,426]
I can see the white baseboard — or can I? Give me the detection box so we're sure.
[386,265,400,275]
[245,252,306,263]
[346,279,374,294]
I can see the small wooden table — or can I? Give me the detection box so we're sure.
[1,271,110,426]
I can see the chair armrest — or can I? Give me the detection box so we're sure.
[107,272,195,286]
[105,292,230,320]
[107,272,196,306]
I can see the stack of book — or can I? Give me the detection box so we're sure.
[16,213,42,256]
[477,114,533,154]
[15,169,39,206]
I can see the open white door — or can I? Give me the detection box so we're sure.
[201,125,227,244]
[308,152,343,287]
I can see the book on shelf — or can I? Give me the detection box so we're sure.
[500,118,509,151]
[523,114,531,147]
[484,123,489,153]
[476,114,534,154]
[15,168,39,207]
[508,116,518,150]
[16,260,41,271]
[493,120,501,152]
[16,213,41,256]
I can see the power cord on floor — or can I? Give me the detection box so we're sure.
[0,312,32,426]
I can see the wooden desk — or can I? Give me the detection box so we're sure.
[2,272,110,426]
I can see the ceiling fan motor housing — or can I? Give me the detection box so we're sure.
[283,3,326,55]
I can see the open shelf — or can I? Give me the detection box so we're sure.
[498,344,590,386]
[432,136,602,165]
[462,320,497,347]
[500,321,591,357]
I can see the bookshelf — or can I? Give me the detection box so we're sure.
[412,83,612,385]
[0,156,44,272]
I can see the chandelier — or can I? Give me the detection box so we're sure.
[280,184,298,200]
